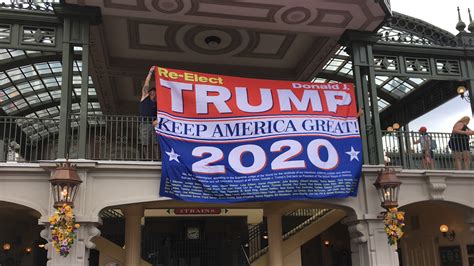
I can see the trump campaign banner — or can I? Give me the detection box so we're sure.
[155,66,362,203]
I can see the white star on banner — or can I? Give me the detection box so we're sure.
[166,148,180,162]
[345,146,360,161]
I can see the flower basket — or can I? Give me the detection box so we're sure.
[384,207,405,246]
[49,203,81,257]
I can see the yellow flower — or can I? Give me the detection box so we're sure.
[65,211,74,219]
[74,223,80,229]
[67,225,73,232]
[396,213,404,220]
[58,234,64,241]
[65,205,72,212]
[49,216,58,224]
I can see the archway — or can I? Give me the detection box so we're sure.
[0,201,47,266]
[92,200,356,266]
[399,201,474,266]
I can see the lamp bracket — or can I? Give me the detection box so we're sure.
[443,231,456,241]
[461,94,471,103]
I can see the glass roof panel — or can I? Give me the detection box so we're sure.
[375,76,389,85]
[0,48,102,140]
[310,77,342,83]
[0,1,58,12]
[377,97,390,111]
[380,77,416,98]
[323,58,344,71]
[410,78,425,85]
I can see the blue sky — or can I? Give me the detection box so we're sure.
[390,0,473,132]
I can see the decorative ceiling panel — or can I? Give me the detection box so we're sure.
[71,0,388,114]
[71,0,387,35]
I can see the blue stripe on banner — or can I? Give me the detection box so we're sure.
[158,135,362,203]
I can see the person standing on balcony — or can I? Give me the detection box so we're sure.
[449,116,474,170]
[413,126,435,169]
[140,66,158,159]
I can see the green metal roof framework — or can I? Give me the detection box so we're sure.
[314,11,471,124]
[314,44,429,112]
[0,49,101,117]
[0,2,472,134]
[0,1,101,141]
[314,13,451,112]
[0,48,101,138]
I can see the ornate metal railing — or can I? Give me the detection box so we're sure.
[378,12,458,47]
[83,115,161,161]
[0,116,62,162]
[0,115,160,162]
[382,130,474,170]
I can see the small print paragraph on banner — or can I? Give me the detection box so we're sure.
[155,66,362,203]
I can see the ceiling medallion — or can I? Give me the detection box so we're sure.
[184,27,242,55]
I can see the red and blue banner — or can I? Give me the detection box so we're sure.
[155,67,361,203]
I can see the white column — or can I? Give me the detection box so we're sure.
[345,216,399,266]
[123,204,144,266]
[42,223,100,266]
[266,213,283,266]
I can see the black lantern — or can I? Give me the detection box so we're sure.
[49,161,82,208]
[373,167,401,210]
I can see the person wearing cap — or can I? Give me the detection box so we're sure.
[413,126,435,169]
[449,116,474,170]
[140,66,158,159]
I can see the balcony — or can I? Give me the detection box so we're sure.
[0,115,160,162]
[1,115,472,171]
[382,130,473,170]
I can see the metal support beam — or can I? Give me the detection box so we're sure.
[352,64,370,164]
[78,20,90,158]
[55,3,100,159]
[345,32,384,165]
[366,44,384,164]
[57,18,74,159]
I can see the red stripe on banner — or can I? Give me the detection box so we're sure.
[155,67,356,119]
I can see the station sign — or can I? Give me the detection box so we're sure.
[167,208,229,215]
